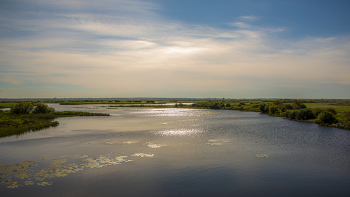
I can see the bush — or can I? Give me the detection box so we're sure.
[318,111,336,124]
[33,103,55,114]
[297,109,315,120]
[11,102,34,114]
[312,108,323,116]
[292,99,306,109]
[259,103,266,112]
[269,105,279,115]
[225,103,231,107]
[281,111,288,117]
[325,108,337,115]
[288,111,298,119]
[284,103,293,109]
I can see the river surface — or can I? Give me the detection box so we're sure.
[1,104,350,197]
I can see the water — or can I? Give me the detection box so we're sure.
[1,104,349,196]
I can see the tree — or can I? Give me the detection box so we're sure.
[318,111,335,124]
[284,103,293,109]
[293,99,306,109]
[11,102,34,114]
[297,109,315,120]
[269,105,278,115]
[273,99,283,105]
[33,103,55,114]
[259,103,267,112]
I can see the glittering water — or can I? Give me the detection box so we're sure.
[0,104,349,197]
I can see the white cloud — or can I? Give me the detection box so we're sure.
[239,15,260,21]
[228,22,250,28]
[0,0,349,98]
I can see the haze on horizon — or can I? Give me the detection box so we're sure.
[0,0,349,99]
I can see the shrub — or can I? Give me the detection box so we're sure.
[325,108,337,115]
[273,99,283,105]
[288,111,298,119]
[292,99,306,109]
[269,105,279,115]
[226,103,231,107]
[284,103,293,109]
[318,111,336,124]
[11,102,34,114]
[312,108,323,116]
[33,103,55,114]
[281,111,288,117]
[297,109,315,120]
[259,103,267,112]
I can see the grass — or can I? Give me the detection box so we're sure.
[0,103,16,109]
[0,111,109,138]
[304,103,350,112]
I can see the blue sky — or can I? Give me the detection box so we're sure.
[0,0,349,98]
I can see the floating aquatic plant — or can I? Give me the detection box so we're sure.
[0,154,132,189]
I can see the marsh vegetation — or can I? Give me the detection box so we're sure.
[0,102,109,138]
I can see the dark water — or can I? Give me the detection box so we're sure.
[1,104,349,197]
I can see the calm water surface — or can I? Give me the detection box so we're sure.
[1,104,349,196]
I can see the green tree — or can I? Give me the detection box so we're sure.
[33,103,55,114]
[293,99,306,109]
[269,105,278,115]
[284,103,293,109]
[317,111,336,124]
[273,99,283,105]
[11,102,34,114]
[259,103,267,112]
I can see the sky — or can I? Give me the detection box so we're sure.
[0,0,349,99]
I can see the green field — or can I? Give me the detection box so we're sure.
[0,103,16,109]
[305,103,350,112]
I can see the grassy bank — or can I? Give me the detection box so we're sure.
[109,100,350,130]
[0,111,109,138]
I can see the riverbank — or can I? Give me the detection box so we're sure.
[106,101,350,130]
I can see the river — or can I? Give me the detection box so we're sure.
[0,104,349,196]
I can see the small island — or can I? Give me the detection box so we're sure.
[0,102,109,138]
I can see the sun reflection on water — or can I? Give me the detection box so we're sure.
[155,129,203,136]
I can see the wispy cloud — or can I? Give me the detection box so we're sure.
[0,0,349,98]
[239,15,260,21]
[228,22,250,28]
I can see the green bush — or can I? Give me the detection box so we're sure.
[317,111,336,124]
[288,111,298,119]
[11,102,34,114]
[292,99,306,109]
[284,103,293,109]
[269,105,279,115]
[325,108,337,115]
[297,109,315,120]
[259,103,268,113]
[281,111,288,117]
[33,103,55,114]
[312,108,323,116]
